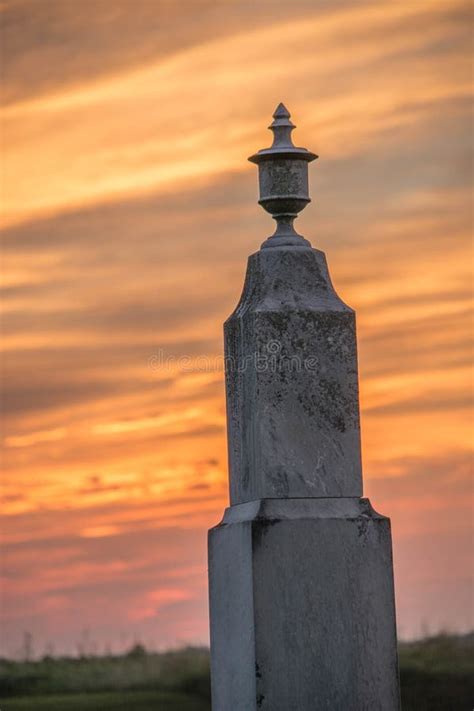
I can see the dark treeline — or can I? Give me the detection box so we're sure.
[0,634,472,710]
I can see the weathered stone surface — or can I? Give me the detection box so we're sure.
[209,499,400,711]
[225,245,363,504]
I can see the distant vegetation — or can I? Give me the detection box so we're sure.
[398,633,473,710]
[0,634,472,710]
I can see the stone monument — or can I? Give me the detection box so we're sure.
[208,104,400,710]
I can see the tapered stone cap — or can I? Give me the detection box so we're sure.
[225,248,363,504]
[249,103,318,248]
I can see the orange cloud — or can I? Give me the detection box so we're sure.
[2,0,470,227]
[1,0,472,655]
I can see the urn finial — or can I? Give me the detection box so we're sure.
[249,104,318,249]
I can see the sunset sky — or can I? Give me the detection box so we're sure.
[1,0,473,657]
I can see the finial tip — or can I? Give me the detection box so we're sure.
[273,102,291,119]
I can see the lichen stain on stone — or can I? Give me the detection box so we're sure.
[252,519,281,549]
[356,517,370,539]
[268,467,290,497]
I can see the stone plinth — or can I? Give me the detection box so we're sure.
[209,499,399,711]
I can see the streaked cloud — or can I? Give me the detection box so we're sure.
[1,0,472,655]
[3,0,470,226]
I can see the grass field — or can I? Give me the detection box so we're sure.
[0,690,210,711]
[1,634,472,710]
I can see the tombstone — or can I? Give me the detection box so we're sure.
[208,104,400,710]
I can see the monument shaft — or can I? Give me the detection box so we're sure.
[208,104,400,710]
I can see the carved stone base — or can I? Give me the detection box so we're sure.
[208,498,400,711]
